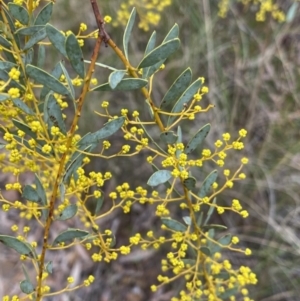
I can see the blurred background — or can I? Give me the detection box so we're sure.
[1,0,300,300]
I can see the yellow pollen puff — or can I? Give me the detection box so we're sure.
[8,67,21,81]
[101,101,109,108]
[8,87,20,98]
[80,23,87,31]
[201,86,209,94]
[104,15,112,23]
[222,133,231,141]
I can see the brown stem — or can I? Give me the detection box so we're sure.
[36,33,102,301]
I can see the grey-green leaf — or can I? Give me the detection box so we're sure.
[204,197,217,225]
[160,68,192,110]
[123,7,136,60]
[34,2,53,25]
[0,94,9,102]
[94,193,104,215]
[20,280,34,294]
[0,35,12,48]
[12,98,34,115]
[22,185,40,203]
[198,170,218,198]
[37,44,46,69]
[138,39,180,69]
[163,23,179,42]
[66,33,85,78]
[8,3,29,25]
[108,70,126,89]
[26,64,71,97]
[52,228,89,246]
[16,25,44,35]
[93,78,148,91]
[185,124,211,154]
[45,24,67,57]
[183,177,196,190]
[34,174,48,219]
[23,27,47,51]
[147,170,172,186]
[44,93,67,134]
[161,217,187,232]
[56,204,78,221]
[0,235,33,256]
[78,116,125,147]
[168,77,203,126]
[142,31,156,79]
[200,246,211,256]
[182,216,191,226]
[286,2,299,23]
[59,62,75,101]
[160,131,178,144]
[45,261,53,274]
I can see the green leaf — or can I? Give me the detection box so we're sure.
[185,124,210,154]
[52,228,89,246]
[22,185,40,203]
[93,78,148,91]
[66,33,85,78]
[168,78,203,126]
[109,70,126,89]
[161,217,187,232]
[0,235,34,256]
[123,7,136,60]
[160,68,192,110]
[45,24,67,57]
[208,234,231,255]
[55,204,78,221]
[16,25,44,35]
[1,5,20,47]
[0,62,16,71]
[37,44,46,69]
[78,116,125,147]
[182,259,196,266]
[198,170,218,198]
[142,31,156,78]
[26,64,71,97]
[287,2,299,23]
[20,280,34,294]
[12,98,34,115]
[0,70,24,90]
[147,170,172,186]
[0,35,12,48]
[87,61,117,71]
[34,174,48,219]
[175,126,183,159]
[45,261,53,274]
[182,216,191,226]
[218,234,232,246]
[160,131,178,144]
[202,224,228,231]
[218,287,238,299]
[200,246,211,256]
[34,2,53,25]
[163,23,179,42]
[44,93,67,134]
[23,27,47,51]
[59,62,75,101]
[183,177,196,190]
[0,93,9,102]
[138,38,180,69]
[204,197,217,225]
[94,193,104,215]
[8,3,29,25]
[12,119,37,140]
[59,182,65,202]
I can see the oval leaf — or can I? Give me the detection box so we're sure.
[185,124,211,154]
[0,35,12,48]
[20,280,34,294]
[160,68,192,110]
[142,31,157,78]
[8,3,29,25]
[12,98,34,115]
[34,174,48,219]
[34,2,53,25]
[200,246,211,256]
[56,204,78,221]
[183,177,196,190]
[93,78,148,91]
[45,24,67,57]
[138,39,180,69]
[78,116,125,147]
[52,229,89,246]
[198,170,218,198]
[160,131,178,144]
[0,93,9,102]
[22,185,40,202]
[147,170,172,186]
[45,261,53,274]
[168,78,203,126]
[0,235,33,256]
[109,70,126,89]
[161,217,187,232]
[26,64,71,97]
[182,216,191,226]
[66,33,85,78]
[37,44,46,68]
[163,23,179,42]
[16,25,44,35]
[94,193,104,215]
[123,8,136,60]
[23,27,47,51]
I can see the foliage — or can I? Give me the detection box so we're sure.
[0,1,259,301]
